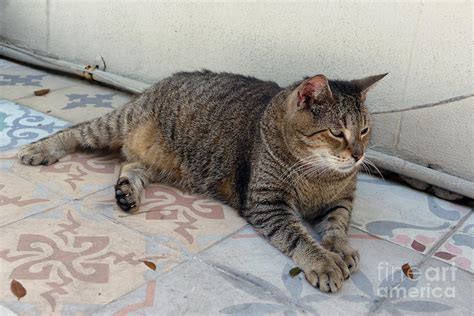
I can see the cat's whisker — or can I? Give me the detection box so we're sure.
[279,158,312,182]
[299,161,331,181]
[287,160,329,187]
[363,158,385,180]
[280,157,325,185]
[281,156,322,174]
[360,162,372,176]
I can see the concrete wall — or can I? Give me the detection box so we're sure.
[1,0,472,181]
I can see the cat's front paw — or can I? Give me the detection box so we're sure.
[296,248,350,293]
[322,238,360,273]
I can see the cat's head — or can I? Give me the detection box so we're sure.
[282,73,387,177]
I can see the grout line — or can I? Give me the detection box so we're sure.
[394,114,402,148]
[367,211,473,314]
[192,224,251,256]
[90,260,195,315]
[91,228,255,314]
[398,1,422,115]
[0,198,73,229]
[418,211,473,266]
[45,0,51,51]
[372,93,474,115]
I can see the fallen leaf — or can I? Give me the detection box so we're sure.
[143,260,156,271]
[289,267,302,277]
[401,263,413,279]
[10,279,26,300]
[34,88,50,96]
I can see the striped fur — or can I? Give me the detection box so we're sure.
[17,70,386,292]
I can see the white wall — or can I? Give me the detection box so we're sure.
[1,0,473,181]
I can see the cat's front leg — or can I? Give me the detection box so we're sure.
[242,200,350,292]
[315,201,360,273]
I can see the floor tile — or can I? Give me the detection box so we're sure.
[432,213,473,273]
[0,99,69,152]
[16,84,133,124]
[352,173,471,254]
[92,259,264,316]
[0,305,16,316]
[12,152,122,200]
[376,258,473,315]
[0,201,183,315]
[0,149,19,171]
[0,59,20,70]
[84,184,247,256]
[0,59,471,315]
[0,165,68,227]
[199,226,426,315]
[0,60,79,100]
[93,227,426,315]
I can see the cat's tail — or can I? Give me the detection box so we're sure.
[17,102,141,165]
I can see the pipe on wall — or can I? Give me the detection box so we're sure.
[366,150,473,199]
[1,41,472,199]
[0,42,149,94]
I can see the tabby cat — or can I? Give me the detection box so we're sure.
[18,70,386,292]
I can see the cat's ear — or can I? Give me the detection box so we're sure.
[352,73,388,102]
[296,75,333,109]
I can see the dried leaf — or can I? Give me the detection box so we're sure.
[289,267,302,278]
[10,279,26,300]
[34,89,50,96]
[143,260,156,271]
[401,263,414,279]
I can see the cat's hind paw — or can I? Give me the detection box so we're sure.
[17,143,59,166]
[115,177,140,212]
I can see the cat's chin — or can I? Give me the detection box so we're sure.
[335,165,357,174]
[334,156,365,175]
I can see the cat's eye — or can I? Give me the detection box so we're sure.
[361,127,369,136]
[328,129,344,138]
[301,130,325,137]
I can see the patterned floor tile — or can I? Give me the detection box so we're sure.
[352,173,471,254]
[12,152,122,200]
[0,165,68,227]
[0,149,18,171]
[432,213,473,273]
[377,258,472,315]
[0,59,79,100]
[16,84,133,124]
[0,201,183,315]
[93,227,432,315]
[83,184,247,256]
[0,59,20,70]
[0,59,471,315]
[0,99,69,152]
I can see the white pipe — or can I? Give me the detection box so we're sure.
[0,42,149,94]
[1,42,472,199]
[366,150,474,199]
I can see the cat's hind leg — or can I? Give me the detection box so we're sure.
[115,162,158,212]
[18,110,124,166]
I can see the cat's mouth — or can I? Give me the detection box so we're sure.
[326,154,365,174]
[296,154,364,179]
